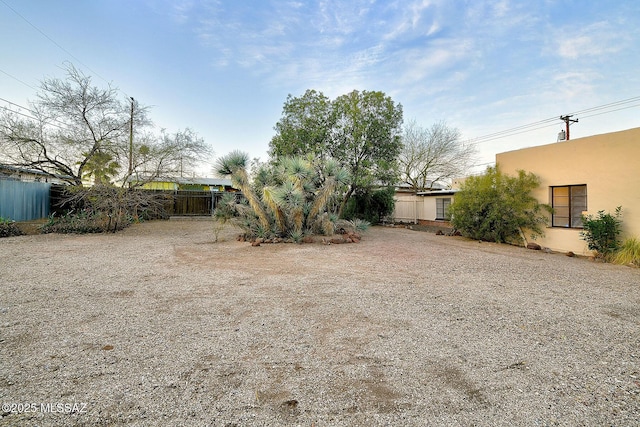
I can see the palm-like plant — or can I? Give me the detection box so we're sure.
[308,158,350,221]
[215,150,271,232]
[80,150,120,184]
[214,151,350,241]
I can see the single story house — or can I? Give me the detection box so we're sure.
[496,126,640,255]
[393,187,458,227]
[0,164,70,184]
[132,176,235,192]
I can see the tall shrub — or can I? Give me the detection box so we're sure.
[449,166,550,244]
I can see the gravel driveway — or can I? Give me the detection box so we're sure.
[1,219,639,426]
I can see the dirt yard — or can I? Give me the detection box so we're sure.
[1,219,639,426]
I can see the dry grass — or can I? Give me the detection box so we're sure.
[613,237,640,267]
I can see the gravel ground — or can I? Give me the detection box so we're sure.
[1,219,639,426]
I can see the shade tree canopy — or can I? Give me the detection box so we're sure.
[269,89,403,214]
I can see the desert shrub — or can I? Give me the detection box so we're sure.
[0,217,23,238]
[335,218,371,234]
[612,237,640,267]
[41,211,112,234]
[42,185,164,234]
[449,166,550,244]
[580,207,622,260]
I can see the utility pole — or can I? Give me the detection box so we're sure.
[128,97,134,187]
[559,115,578,140]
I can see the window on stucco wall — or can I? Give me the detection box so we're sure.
[436,198,451,220]
[551,185,587,228]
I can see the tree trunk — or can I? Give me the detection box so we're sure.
[338,186,355,218]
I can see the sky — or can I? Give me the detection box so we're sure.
[1,0,640,177]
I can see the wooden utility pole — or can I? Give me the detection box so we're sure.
[559,115,578,140]
[128,97,134,186]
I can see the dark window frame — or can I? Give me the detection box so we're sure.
[551,184,587,228]
[436,197,451,220]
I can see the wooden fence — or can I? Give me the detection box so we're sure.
[147,190,237,216]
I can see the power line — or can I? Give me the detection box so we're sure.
[468,96,640,145]
[0,96,75,132]
[580,103,640,120]
[0,96,33,113]
[468,117,559,144]
[0,104,35,121]
[0,68,38,91]
[0,0,131,99]
[0,0,109,86]
[571,95,640,115]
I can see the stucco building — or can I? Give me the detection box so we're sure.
[496,127,640,255]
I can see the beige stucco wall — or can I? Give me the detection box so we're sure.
[496,127,640,255]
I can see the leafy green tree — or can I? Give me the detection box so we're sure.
[449,166,551,244]
[329,90,403,213]
[343,186,396,224]
[269,90,332,160]
[269,89,403,216]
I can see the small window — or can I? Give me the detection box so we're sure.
[436,198,451,220]
[551,185,587,228]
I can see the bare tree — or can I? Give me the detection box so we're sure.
[0,63,210,186]
[0,64,134,185]
[125,127,210,187]
[398,120,475,191]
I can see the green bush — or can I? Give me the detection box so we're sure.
[449,166,550,244]
[580,207,622,260]
[0,217,23,238]
[343,186,396,224]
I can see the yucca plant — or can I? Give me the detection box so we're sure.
[212,192,237,242]
[612,237,640,267]
[214,151,350,241]
[215,150,271,233]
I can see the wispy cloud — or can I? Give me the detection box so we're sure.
[553,22,624,59]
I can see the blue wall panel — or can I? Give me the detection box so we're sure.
[0,180,51,221]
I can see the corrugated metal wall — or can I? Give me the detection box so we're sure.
[0,179,51,221]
